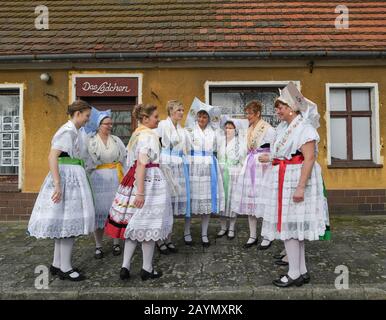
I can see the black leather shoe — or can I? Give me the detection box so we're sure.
[301,272,311,284]
[58,269,86,281]
[273,253,286,260]
[112,244,122,256]
[50,265,81,276]
[119,267,130,280]
[183,234,193,246]
[272,274,304,288]
[94,247,104,259]
[216,229,227,238]
[165,241,178,253]
[140,268,163,281]
[257,241,272,250]
[201,235,210,248]
[274,259,289,266]
[156,242,170,255]
[243,237,258,248]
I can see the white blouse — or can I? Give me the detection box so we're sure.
[273,115,320,160]
[51,120,82,158]
[186,123,220,153]
[127,130,161,168]
[155,117,190,154]
[217,133,247,165]
[88,134,126,164]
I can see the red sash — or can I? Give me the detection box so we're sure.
[120,160,160,187]
[272,155,304,232]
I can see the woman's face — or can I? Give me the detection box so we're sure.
[170,106,184,123]
[197,112,209,129]
[245,108,260,125]
[225,123,236,139]
[74,109,91,128]
[275,102,294,122]
[144,109,160,129]
[99,117,113,135]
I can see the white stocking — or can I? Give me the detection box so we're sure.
[122,239,137,270]
[299,241,307,275]
[60,237,76,276]
[142,240,155,272]
[201,214,210,242]
[220,217,227,231]
[284,239,301,280]
[184,218,192,241]
[94,228,104,248]
[229,217,236,232]
[113,238,120,246]
[52,239,61,268]
[247,215,257,243]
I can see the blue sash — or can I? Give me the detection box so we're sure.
[161,148,191,218]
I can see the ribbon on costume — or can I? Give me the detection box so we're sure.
[272,155,304,232]
[96,162,124,183]
[58,156,95,204]
[246,147,270,187]
[161,148,191,218]
[220,158,239,204]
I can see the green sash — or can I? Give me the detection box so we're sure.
[220,158,240,204]
[58,157,94,203]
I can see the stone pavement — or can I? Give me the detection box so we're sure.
[0,215,385,300]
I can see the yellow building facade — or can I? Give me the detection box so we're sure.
[0,59,385,219]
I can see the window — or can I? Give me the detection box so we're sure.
[327,84,381,168]
[0,89,20,175]
[207,82,298,127]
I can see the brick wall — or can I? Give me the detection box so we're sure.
[0,192,38,221]
[327,189,386,215]
[0,189,385,222]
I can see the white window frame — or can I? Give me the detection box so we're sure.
[204,80,301,104]
[0,83,24,190]
[325,83,381,165]
[70,72,143,104]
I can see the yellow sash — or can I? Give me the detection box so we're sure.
[96,162,124,183]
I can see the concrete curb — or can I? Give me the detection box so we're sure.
[1,284,385,300]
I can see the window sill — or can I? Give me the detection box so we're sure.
[328,161,383,169]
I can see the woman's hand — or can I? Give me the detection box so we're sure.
[258,154,271,163]
[51,183,62,203]
[134,194,145,208]
[293,186,305,203]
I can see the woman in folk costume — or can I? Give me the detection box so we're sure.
[231,101,276,250]
[84,107,127,259]
[260,82,328,287]
[27,100,94,281]
[216,116,248,240]
[184,98,225,247]
[105,104,173,281]
[154,100,191,254]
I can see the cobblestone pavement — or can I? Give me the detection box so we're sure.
[0,215,385,299]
